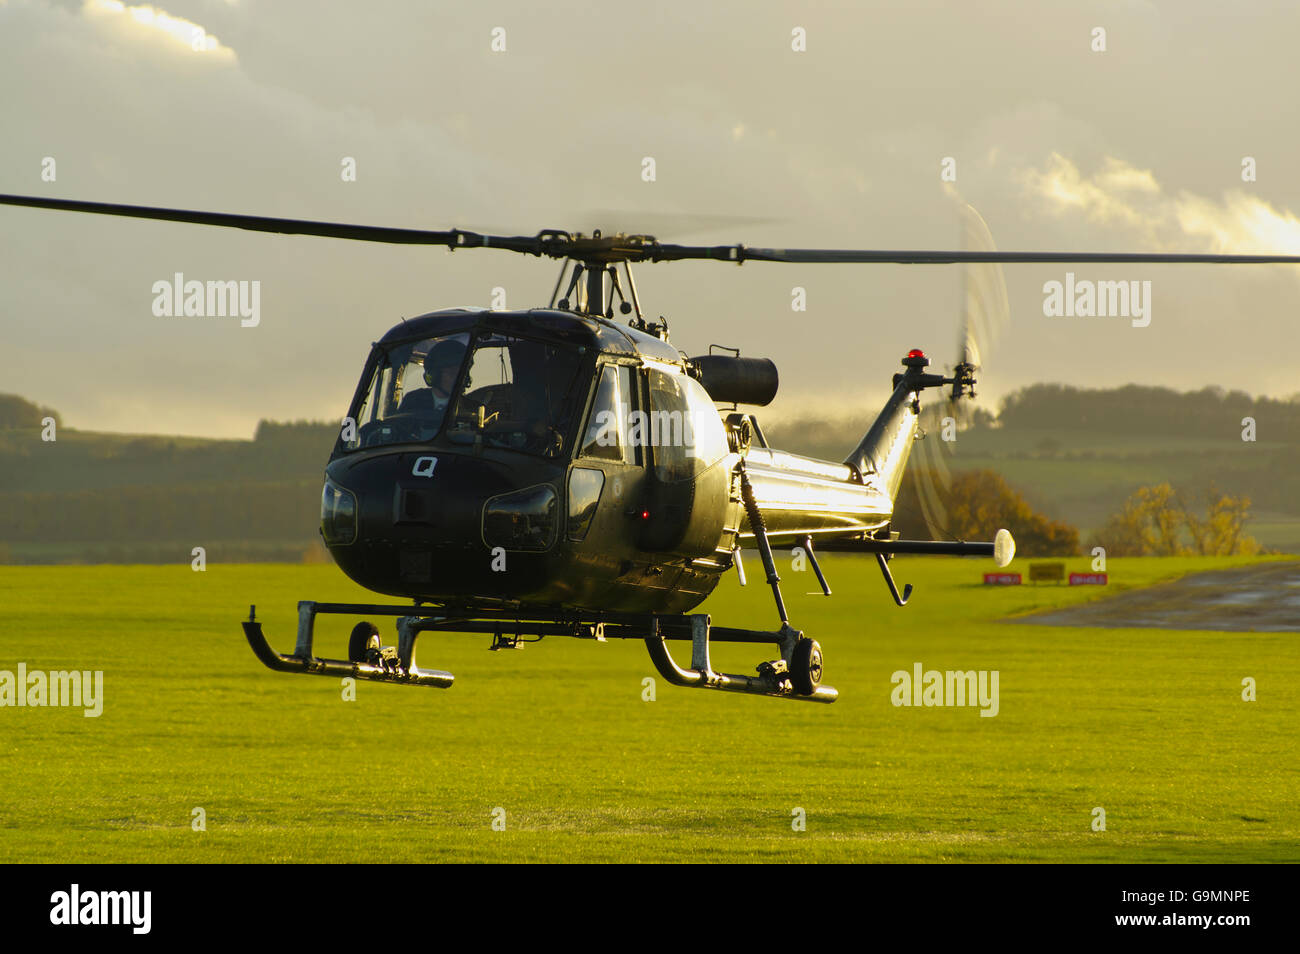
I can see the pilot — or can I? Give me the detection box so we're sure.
[399,339,466,424]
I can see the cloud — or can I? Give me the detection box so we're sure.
[1021,153,1166,236]
[1176,191,1300,255]
[84,0,235,61]
[1021,152,1300,256]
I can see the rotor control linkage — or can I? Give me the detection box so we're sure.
[555,262,585,310]
[799,535,832,596]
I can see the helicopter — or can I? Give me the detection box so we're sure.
[4,192,1298,703]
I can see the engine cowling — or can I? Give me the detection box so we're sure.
[686,355,779,406]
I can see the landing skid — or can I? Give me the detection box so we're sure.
[241,602,838,702]
[242,602,455,688]
[645,617,837,703]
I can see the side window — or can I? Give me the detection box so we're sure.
[680,374,729,470]
[645,368,696,482]
[640,368,728,481]
[567,467,605,541]
[580,365,630,462]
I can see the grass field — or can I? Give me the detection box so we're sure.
[1,555,1297,863]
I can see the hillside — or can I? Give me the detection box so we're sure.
[0,398,335,563]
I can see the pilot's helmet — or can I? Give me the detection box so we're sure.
[423,339,466,387]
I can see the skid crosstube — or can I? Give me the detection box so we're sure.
[241,602,837,702]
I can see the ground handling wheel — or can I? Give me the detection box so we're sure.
[790,637,823,696]
[348,622,381,664]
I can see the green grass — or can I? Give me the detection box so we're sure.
[0,555,1296,863]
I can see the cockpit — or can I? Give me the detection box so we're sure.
[342,330,587,457]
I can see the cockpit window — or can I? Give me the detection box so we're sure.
[445,334,586,457]
[344,332,470,450]
[579,365,631,462]
[342,331,585,458]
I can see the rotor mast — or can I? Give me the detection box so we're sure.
[585,260,606,317]
[544,229,651,325]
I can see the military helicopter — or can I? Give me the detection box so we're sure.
[4,193,1298,703]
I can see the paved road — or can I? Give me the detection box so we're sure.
[1013,561,1300,633]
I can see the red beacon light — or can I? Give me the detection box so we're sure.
[901,348,931,369]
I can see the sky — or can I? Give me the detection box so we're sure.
[2,0,1299,438]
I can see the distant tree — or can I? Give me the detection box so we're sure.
[997,381,1300,443]
[253,419,340,444]
[967,407,997,431]
[1179,485,1257,556]
[0,394,61,429]
[1087,497,1148,557]
[253,421,340,441]
[1088,482,1258,556]
[1088,483,1184,556]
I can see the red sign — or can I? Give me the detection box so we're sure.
[983,573,1022,585]
[1069,573,1108,585]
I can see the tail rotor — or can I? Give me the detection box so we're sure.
[908,194,1010,539]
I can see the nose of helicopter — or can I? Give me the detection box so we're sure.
[320,449,560,599]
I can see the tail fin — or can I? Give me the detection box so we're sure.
[844,350,963,503]
[844,375,920,501]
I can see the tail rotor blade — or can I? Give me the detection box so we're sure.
[955,196,1010,376]
[910,405,953,539]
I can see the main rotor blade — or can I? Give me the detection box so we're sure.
[6,193,1299,264]
[656,244,1300,264]
[0,193,544,252]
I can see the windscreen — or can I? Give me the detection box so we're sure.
[342,331,585,458]
[445,333,586,457]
